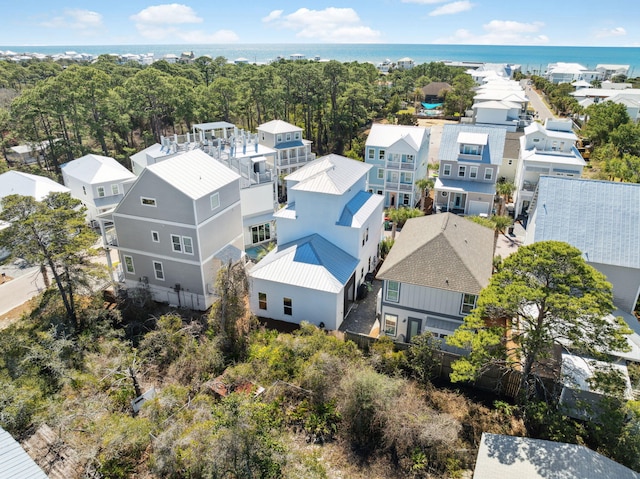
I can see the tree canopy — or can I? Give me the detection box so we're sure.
[447,241,631,399]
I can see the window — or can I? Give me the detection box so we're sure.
[362,227,369,246]
[182,236,193,255]
[210,193,220,210]
[508,159,513,165]
[379,149,385,160]
[277,134,282,143]
[484,169,493,180]
[141,197,156,207]
[368,148,375,160]
[377,168,384,179]
[124,255,135,274]
[294,132,300,140]
[251,223,271,244]
[384,314,398,336]
[443,164,451,176]
[111,184,119,195]
[258,292,267,310]
[400,172,413,184]
[171,235,194,254]
[461,294,477,315]
[458,165,466,177]
[82,186,86,195]
[171,234,182,252]
[406,154,414,163]
[286,133,291,141]
[470,166,478,179]
[377,189,383,195]
[401,193,410,206]
[386,280,400,302]
[153,261,164,281]
[461,144,480,155]
[283,297,292,315]
[97,186,105,197]
[151,231,159,243]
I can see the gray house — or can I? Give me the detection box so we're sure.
[434,125,507,216]
[525,176,640,314]
[376,213,494,343]
[106,149,244,310]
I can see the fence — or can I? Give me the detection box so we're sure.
[344,330,523,398]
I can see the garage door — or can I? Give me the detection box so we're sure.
[467,200,490,216]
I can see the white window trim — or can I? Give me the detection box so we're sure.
[484,169,493,180]
[384,313,398,337]
[460,294,477,315]
[469,166,478,179]
[368,148,375,160]
[258,292,267,310]
[283,297,293,315]
[123,255,135,274]
[111,184,119,195]
[141,197,157,207]
[182,236,194,255]
[97,186,105,198]
[210,192,220,211]
[151,231,160,243]
[458,165,466,177]
[443,164,451,176]
[386,280,400,303]
[171,234,182,253]
[377,168,384,179]
[153,261,165,281]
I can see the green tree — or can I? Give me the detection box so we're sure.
[447,241,630,400]
[495,180,515,215]
[415,177,434,212]
[582,101,630,147]
[0,193,101,327]
[385,207,424,239]
[443,73,475,116]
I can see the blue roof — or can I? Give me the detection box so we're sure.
[336,190,372,226]
[532,176,640,269]
[439,125,507,165]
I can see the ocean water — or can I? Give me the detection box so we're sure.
[2,43,640,75]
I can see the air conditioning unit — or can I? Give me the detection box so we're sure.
[140,276,148,284]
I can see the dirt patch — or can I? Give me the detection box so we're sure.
[417,118,458,128]
[0,299,34,330]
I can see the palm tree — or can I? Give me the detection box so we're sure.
[495,181,515,216]
[385,207,424,239]
[415,177,435,213]
[490,214,514,253]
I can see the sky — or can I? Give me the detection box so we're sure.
[2,1,640,47]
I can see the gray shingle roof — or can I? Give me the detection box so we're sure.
[376,213,494,294]
[474,433,640,479]
[439,125,507,165]
[532,176,640,269]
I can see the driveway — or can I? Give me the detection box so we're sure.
[0,266,45,317]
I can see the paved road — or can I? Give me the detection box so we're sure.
[0,266,45,317]
[522,80,555,123]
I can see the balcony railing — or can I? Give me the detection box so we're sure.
[385,181,414,192]
[386,161,415,171]
[521,180,538,192]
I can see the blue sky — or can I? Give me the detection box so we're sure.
[2,1,640,46]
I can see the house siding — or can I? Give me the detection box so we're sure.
[589,262,640,314]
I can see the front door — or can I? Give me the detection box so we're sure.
[407,317,422,343]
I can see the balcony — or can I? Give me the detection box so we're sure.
[385,181,414,192]
[521,180,538,192]
[385,160,416,171]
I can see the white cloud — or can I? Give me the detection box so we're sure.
[429,1,474,16]
[41,9,103,31]
[264,7,381,43]
[595,26,627,38]
[401,0,448,3]
[262,10,283,23]
[130,4,238,43]
[433,19,549,45]
[130,4,202,25]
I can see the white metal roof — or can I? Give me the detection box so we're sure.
[0,171,69,202]
[472,100,521,110]
[474,433,640,479]
[146,149,241,200]
[0,427,48,479]
[258,119,302,134]
[288,154,371,195]
[365,123,428,149]
[457,131,488,145]
[249,234,359,293]
[62,154,135,184]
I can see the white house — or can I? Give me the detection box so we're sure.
[595,64,630,80]
[257,119,316,199]
[376,213,494,344]
[61,154,136,225]
[248,154,384,330]
[0,170,69,205]
[364,123,430,208]
[105,149,244,311]
[396,57,414,70]
[434,125,507,216]
[513,119,585,218]
[525,176,640,314]
[546,62,602,84]
[470,80,531,131]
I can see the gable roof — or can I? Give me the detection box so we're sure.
[61,154,135,184]
[377,213,494,294]
[337,190,384,228]
[288,154,371,195]
[249,234,359,293]
[0,427,48,479]
[0,171,69,202]
[257,119,303,134]
[365,123,429,150]
[439,125,507,165]
[146,149,241,200]
[473,433,639,479]
[531,176,640,269]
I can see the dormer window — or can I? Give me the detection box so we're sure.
[460,144,481,155]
